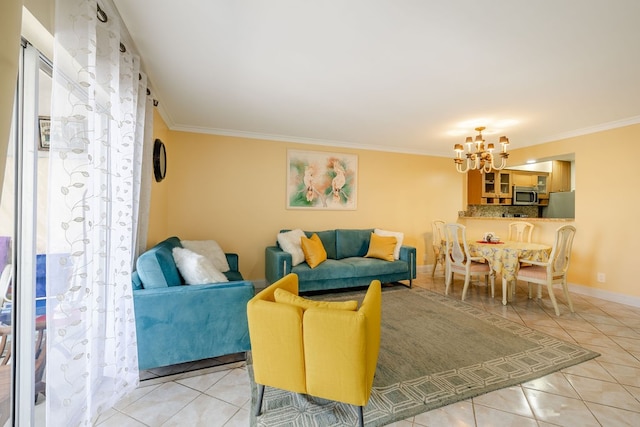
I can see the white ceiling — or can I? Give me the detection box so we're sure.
[113,0,640,158]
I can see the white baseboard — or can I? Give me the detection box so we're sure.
[567,282,640,309]
[418,265,640,309]
[417,265,431,274]
[252,278,268,291]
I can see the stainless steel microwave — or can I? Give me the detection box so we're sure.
[512,186,538,205]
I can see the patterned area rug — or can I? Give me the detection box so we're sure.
[248,287,599,426]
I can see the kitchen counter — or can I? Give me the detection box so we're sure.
[460,216,574,222]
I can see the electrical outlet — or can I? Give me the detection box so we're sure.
[597,272,606,283]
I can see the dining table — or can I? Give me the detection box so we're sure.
[467,240,552,305]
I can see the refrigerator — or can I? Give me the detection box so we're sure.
[542,191,575,218]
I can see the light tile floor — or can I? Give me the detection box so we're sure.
[94,271,640,426]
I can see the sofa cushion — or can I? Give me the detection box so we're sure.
[301,233,327,268]
[172,247,228,285]
[136,236,183,288]
[365,232,396,261]
[277,229,306,266]
[273,288,358,311]
[335,229,373,259]
[292,258,356,281]
[342,257,409,277]
[181,240,230,272]
[374,228,404,260]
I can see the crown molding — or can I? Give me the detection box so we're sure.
[168,123,442,157]
[541,116,640,143]
[157,113,640,158]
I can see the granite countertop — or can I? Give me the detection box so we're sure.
[462,204,574,221]
[459,216,574,222]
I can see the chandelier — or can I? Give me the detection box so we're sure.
[454,126,509,173]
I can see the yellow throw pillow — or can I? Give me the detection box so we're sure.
[300,233,328,268]
[274,288,358,311]
[365,232,397,261]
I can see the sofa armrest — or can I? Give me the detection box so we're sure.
[399,245,417,279]
[225,253,239,272]
[265,246,292,284]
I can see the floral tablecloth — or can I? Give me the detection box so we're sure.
[467,240,551,283]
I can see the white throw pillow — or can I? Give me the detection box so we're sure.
[172,247,228,285]
[374,228,404,260]
[181,240,230,272]
[277,229,306,266]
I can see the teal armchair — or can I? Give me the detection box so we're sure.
[132,237,254,370]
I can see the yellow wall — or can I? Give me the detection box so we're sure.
[146,109,171,246]
[149,112,465,280]
[23,0,54,33]
[0,0,22,194]
[150,117,640,300]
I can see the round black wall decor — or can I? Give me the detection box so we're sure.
[153,139,167,182]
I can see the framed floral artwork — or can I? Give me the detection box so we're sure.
[287,149,357,210]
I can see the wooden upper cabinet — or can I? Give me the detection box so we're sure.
[466,164,564,206]
[512,173,534,187]
[467,170,512,205]
[550,160,571,192]
[512,171,549,197]
[535,174,548,197]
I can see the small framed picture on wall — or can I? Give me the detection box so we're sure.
[38,116,50,150]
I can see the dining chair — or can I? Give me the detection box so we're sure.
[516,225,576,316]
[0,264,12,307]
[0,315,47,402]
[444,223,495,301]
[507,221,534,242]
[431,220,446,277]
[507,221,535,297]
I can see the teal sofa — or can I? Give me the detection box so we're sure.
[132,237,254,370]
[265,229,416,292]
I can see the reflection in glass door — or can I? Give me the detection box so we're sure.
[0,41,51,427]
[0,88,15,427]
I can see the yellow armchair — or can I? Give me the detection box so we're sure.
[247,273,381,426]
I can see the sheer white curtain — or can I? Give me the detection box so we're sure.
[47,0,150,424]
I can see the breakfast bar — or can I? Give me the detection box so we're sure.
[458,216,575,243]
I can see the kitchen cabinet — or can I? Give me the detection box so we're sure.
[467,170,512,205]
[512,171,548,195]
[535,175,548,198]
[550,160,571,192]
[536,175,548,205]
[512,173,534,187]
[468,169,552,206]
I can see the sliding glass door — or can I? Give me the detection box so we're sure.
[0,41,51,427]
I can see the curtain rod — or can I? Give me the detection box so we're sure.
[96,2,159,107]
